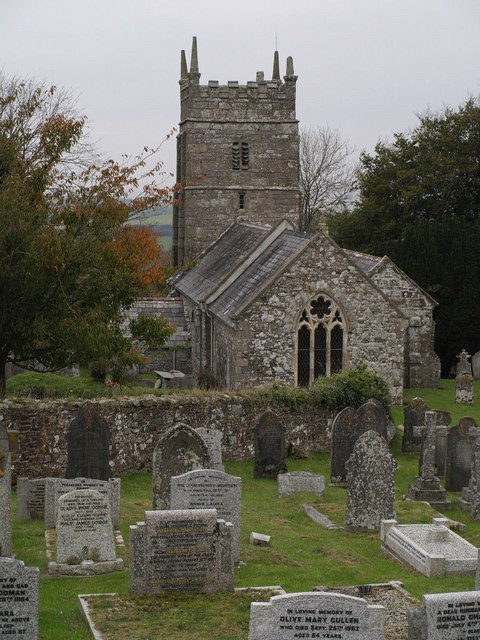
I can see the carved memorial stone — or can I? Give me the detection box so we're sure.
[277,471,324,498]
[0,557,39,639]
[48,489,123,576]
[473,350,480,380]
[459,434,480,518]
[253,411,287,480]
[170,468,242,562]
[130,508,233,594]
[402,397,451,453]
[195,427,224,471]
[65,401,112,480]
[16,477,50,521]
[445,417,480,492]
[0,420,12,557]
[152,423,211,510]
[409,591,480,640]
[345,430,396,532]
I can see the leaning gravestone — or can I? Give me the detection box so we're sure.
[0,420,12,557]
[248,591,385,640]
[330,399,389,486]
[65,401,112,479]
[44,477,121,528]
[253,411,287,479]
[277,471,325,498]
[409,591,480,639]
[170,469,242,562]
[0,557,39,639]
[16,477,50,521]
[402,397,451,453]
[195,427,224,471]
[130,508,233,594]
[445,417,480,491]
[152,423,211,510]
[48,489,123,576]
[345,430,396,532]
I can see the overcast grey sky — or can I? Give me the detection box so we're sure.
[3,0,480,180]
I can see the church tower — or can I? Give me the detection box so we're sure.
[173,37,301,266]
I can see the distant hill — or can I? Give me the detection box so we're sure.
[128,205,173,252]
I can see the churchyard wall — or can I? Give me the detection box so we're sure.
[0,394,332,479]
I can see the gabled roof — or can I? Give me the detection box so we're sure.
[343,249,382,273]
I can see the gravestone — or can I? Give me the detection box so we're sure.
[345,430,396,532]
[44,477,121,528]
[456,348,473,375]
[130,508,233,594]
[406,412,449,508]
[445,417,480,491]
[402,397,451,453]
[473,350,480,380]
[48,489,123,575]
[170,469,242,562]
[277,471,325,498]
[460,434,480,518]
[253,411,287,479]
[65,401,112,479]
[0,557,39,639]
[249,591,385,640]
[409,591,480,639]
[0,421,12,557]
[195,427,224,471]
[152,423,211,510]
[456,370,474,404]
[16,477,50,521]
[330,400,389,486]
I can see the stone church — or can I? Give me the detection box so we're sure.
[148,38,440,403]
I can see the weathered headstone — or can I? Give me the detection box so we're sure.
[130,509,233,594]
[0,557,39,639]
[248,591,385,640]
[330,400,390,486]
[460,434,480,518]
[48,489,123,575]
[456,348,473,375]
[402,397,451,453]
[16,477,49,521]
[195,427,224,471]
[445,417,480,491]
[277,471,325,498]
[253,411,287,479]
[0,421,12,557]
[65,401,112,479]
[170,469,242,562]
[409,591,480,639]
[473,350,480,380]
[456,370,474,404]
[152,423,211,510]
[406,412,449,508]
[44,477,121,528]
[345,430,396,532]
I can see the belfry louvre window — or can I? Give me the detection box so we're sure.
[232,142,249,169]
[296,294,345,386]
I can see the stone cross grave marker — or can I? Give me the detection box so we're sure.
[248,591,385,640]
[0,420,12,557]
[345,430,396,532]
[152,423,211,510]
[456,348,473,375]
[195,427,224,471]
[445,417,480,491]
[409,591,480,639]
[0,557,39,639]
[402,397,451,453]
[16,477,50,521]
[65,401,112,480]
[48,489,123,576]
[170,468,242,562]
[44,477,120,528]
[456,350,474,404]
[253,411,287,479]
[130,508,233,594]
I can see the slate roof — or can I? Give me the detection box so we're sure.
[343,249,381,273]
[124,297,190,347]
[173,222,270,302]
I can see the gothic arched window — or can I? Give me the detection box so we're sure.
[296,294,346,386]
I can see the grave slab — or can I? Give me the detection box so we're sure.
[277,471,324,498]
[0,557,39,639]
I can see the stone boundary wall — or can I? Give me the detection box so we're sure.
[0,395,333,479]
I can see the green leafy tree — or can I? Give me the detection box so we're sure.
[0,75,173,396]
[330,98,480,373]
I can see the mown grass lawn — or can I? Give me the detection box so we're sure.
[10,381,480,638]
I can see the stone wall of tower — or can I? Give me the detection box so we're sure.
[173,40,301,266]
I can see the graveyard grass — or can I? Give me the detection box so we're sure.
[10,380,480,639]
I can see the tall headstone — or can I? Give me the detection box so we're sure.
[170,469,242,562]
[445,417,480,491]
[253,411,287,479]
[409,591,480,640]
[345,430,396,532]
[456,350,474,404]
[473,350,480,380]
[48,489,123,575]
[130,509,233,594]
[249,591,385,640]
[0,557,39,639]
[65,401,112,480]
[195,427,224,471]
[16,477,49,521]
[464,434,480,520]
[406,411,449,508]
[0,421,12,557]
[402,397,451,453]
[152,423,211,510]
